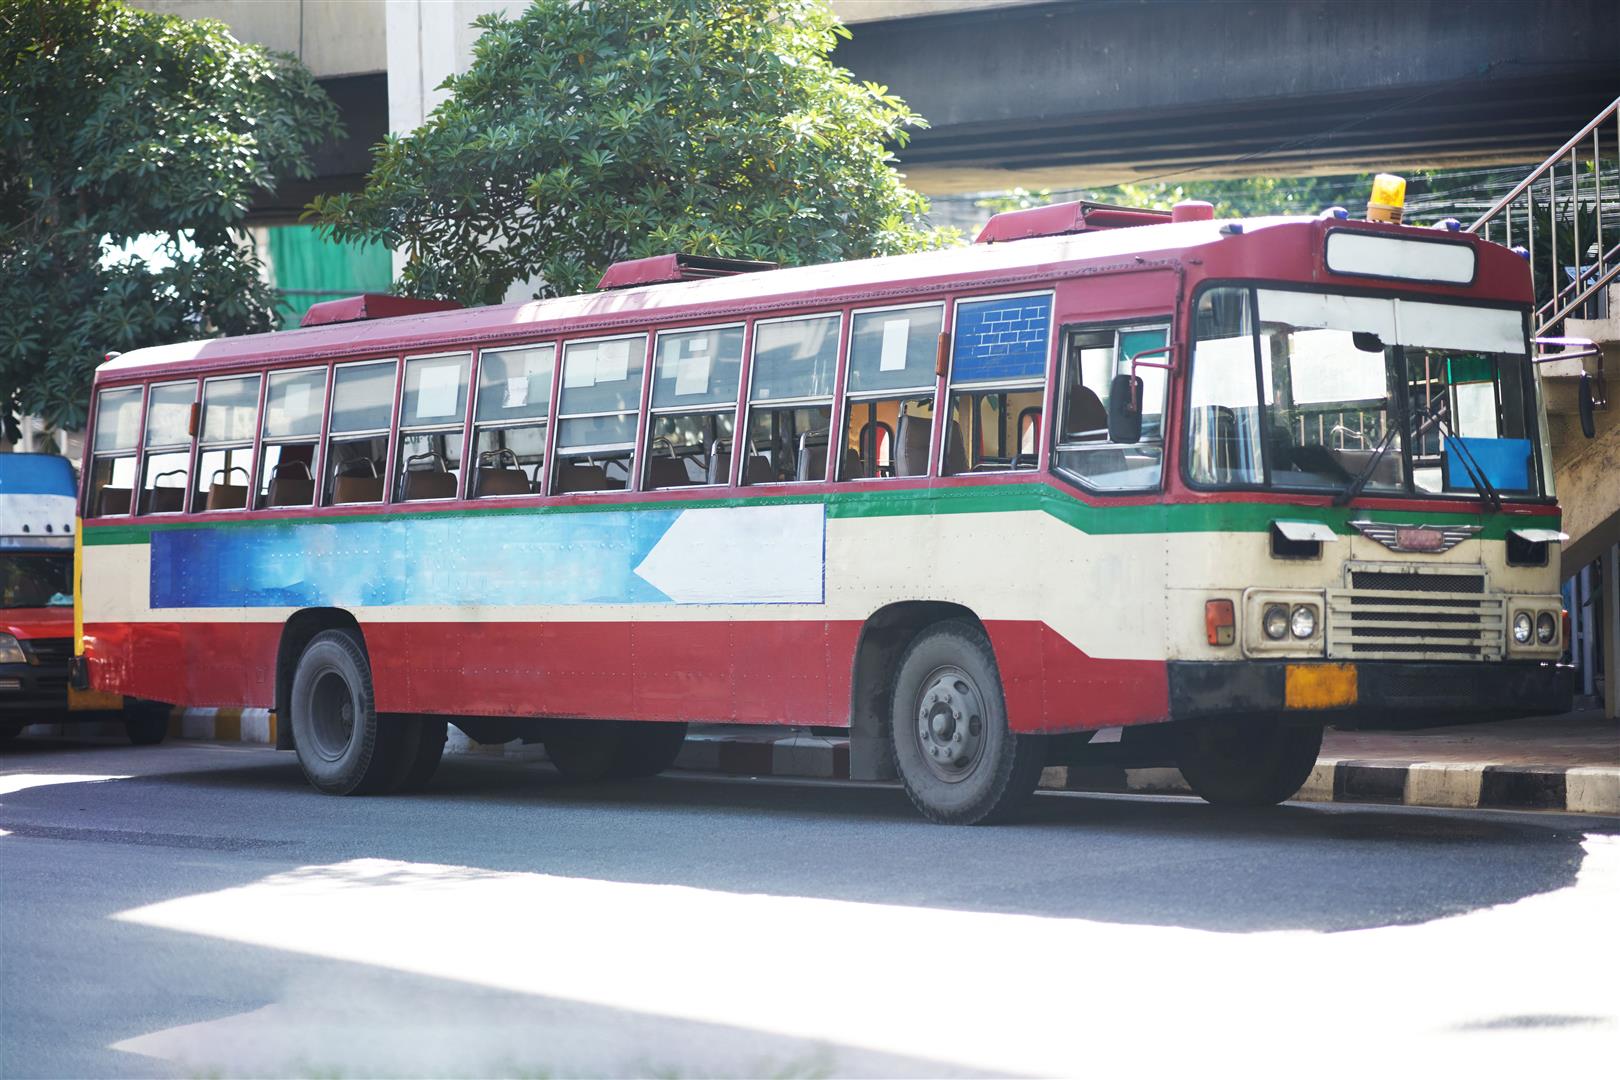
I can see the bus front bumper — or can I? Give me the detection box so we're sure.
[1167,660,1574,729]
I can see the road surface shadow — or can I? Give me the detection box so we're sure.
[4,746,1608,934]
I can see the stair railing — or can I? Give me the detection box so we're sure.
[1467,95,1620,334]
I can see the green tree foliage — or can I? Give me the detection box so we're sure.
[315,0,951,306]
[0,0,339,430]
[977,175,1376,221]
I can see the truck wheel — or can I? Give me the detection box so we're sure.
[545,721,688,781]
[889,620,1043,825]
[124,702,171,745]
[289,630,399,795]
[1177,720,1323,807]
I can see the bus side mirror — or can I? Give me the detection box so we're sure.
[1579,373,1596,439]
[1108,373,1143,444]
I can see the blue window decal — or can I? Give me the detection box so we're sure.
[1442,436,1534,494]
[951,295,1052,383]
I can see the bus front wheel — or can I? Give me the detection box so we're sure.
[124,701,170,745]
[889,620,1043,825]
[1177,720,1323,807]
[289,629,400,796]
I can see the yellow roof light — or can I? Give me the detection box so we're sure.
[1367,173,1406,224]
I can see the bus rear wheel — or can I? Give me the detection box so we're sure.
[1177,719,1323,807]
[890,620,1043,825]
[289,629,401,796]
[545,720,688,781]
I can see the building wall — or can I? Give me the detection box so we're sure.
[128,0,387,78]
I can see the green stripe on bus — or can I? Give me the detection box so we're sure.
[80,482,1554,546]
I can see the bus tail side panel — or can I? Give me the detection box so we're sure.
[83,620,281,709]
[985,621,1170,734]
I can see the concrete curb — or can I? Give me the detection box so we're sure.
[672,732,1620,816]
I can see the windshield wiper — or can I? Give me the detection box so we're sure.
[1430,409,1503,512]
[1332,424,1400,506]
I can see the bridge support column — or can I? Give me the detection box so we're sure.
[1605,544,1619,720]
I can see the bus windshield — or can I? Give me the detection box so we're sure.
[0,553,72,609]
[1187,286,1544,499]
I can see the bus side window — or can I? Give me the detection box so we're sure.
[645,324,744,489]
[258,367,327,508]
[396,352,471,502]
[839,303,942,479]
[192,373,261,512]
[138,380,197,514]
[324,360,397,506]
[1052,323,1170,492]
[741,313,841,484]
[86,386,143,517]
[472,343,553,497]
[943,294,1052,474]
[552,334,647,494]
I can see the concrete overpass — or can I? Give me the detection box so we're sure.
[133,0,1620,208]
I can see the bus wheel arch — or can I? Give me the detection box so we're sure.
[275,608,365,750]
[849,601,982,782]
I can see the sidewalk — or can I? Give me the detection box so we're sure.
[672,709,1620,816]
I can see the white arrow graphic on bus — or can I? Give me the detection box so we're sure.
[632,504,825,605]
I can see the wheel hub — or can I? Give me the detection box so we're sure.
[915,667,986,782]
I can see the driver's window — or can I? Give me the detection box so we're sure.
[1052,323,1169,492]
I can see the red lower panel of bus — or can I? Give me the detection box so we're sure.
[82,619,1168,733]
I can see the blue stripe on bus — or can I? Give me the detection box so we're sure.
[0,455,77,497]
[149,510,684,608]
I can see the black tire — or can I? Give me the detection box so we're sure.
[889,620,1044,825]
[1176,720,1323,807]
[545,720,688,781]
[124,702,171,746]
[0,719,25,745]
[288,629,401,795]
[391,717,448,792]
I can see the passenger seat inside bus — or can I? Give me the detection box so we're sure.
[266,462,315,507]
[895,412,930,476]
[206,467,250,511]
[945,421,969,474]
[332,460,383,504]
[402,454,458,501]
[647,455,693,488]
[554,461,609,493]
[97,488,132,516]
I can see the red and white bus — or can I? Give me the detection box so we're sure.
[75,194,1572,822]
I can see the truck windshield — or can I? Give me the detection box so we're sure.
[1186,286,1544,499]
[0,554,72,609]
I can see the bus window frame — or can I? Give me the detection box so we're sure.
[941,289,1055,476]
[1050,317,1174,496]
[551,330,650,495]
[740,309,846,486]
[835,299,945,483]
[190,371,264,514]
[255,363,330,511]
[137,377,200,517]
[85,383,147,519]
[322,356,400,508]
[469,339,561,500]
[643,320,747,491]
[393,349,474,503]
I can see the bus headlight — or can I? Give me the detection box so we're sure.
[1512,612,1533,644]
[1263,605,1290,640]
[1290,605,1318,639]
[0,634,27,665]
[1536,612,1557,645]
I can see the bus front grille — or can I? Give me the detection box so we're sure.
[1327,570,1504,661]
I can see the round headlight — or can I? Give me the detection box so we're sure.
[1263,604,1289,640]
[1536,612,1557,645]
[1290,605,1318,639]
[1512,611,1533,644]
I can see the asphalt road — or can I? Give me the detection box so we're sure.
[2,735,1617,1078]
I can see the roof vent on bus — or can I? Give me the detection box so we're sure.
[974,200,1172,244]
[299,293,464,328]
[597,253,779,290]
